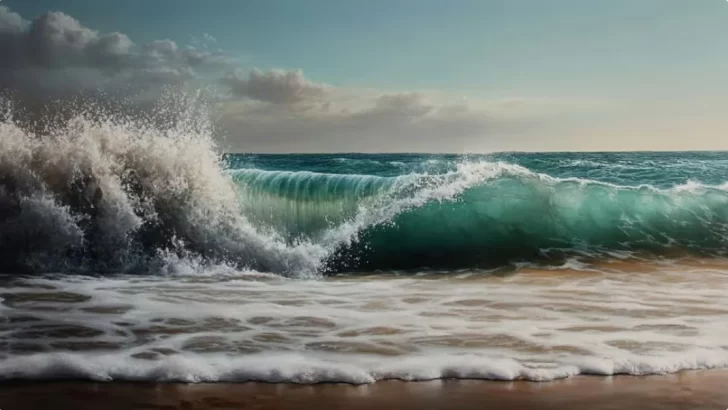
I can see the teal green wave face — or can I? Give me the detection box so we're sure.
[228,153,728,272]
[232,169,395,238]
[348,176,728,271]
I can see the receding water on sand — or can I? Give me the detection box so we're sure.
[2,258,728,383]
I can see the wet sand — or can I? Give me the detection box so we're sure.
[1,371,727,410]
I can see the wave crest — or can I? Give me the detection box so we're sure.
[2,95,728,275]
[0,96,325,276]
[229,160,728,271]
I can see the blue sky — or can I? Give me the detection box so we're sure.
[1,0,728,151]
[7,0,728,96]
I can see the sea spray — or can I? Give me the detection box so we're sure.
[3,99,728,384]
[0,95,325,276]
[2,94,728,275]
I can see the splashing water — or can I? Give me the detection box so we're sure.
[3,93,728,276]
[0,94,328,276]
[3,94,728,385]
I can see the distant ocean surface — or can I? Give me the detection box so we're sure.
[1,105,728,383]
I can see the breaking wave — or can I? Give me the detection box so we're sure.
[0,96,325,276]
[2,96,728,276]
[233,164,728,271]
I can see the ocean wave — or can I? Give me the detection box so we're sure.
[231,161,728,271]
[2,96,728,276]
[0,96,326,277]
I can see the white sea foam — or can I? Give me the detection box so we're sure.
[3,349,728,383]
[2,261,728,383]
[0,95,330,276]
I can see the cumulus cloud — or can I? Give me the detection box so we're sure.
[0,6,231,97]
[0,6,25,34]
[221,68,329,105]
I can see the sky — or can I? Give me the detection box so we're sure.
[1,0,727,152]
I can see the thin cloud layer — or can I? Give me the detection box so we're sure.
[215,69,536,151]
[222,69,330,105]
[217,80,538,152]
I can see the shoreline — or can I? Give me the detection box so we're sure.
[1,370,727,410]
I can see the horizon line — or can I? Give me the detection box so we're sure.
[222,150,728,155]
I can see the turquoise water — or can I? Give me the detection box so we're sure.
[4,114,728,383]
[226,152,728,186]
[3,123,728,275]
[5,104,728,385]
[227,152,728,272]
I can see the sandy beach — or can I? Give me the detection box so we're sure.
[1,371,727,410]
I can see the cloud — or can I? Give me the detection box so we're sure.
[0,6,25,34]
[203,33,216,44]
[216,71,536,152]
[0,5,587,153]
[221,68,329,105]
[0,6,231,97]
[369,92,434,118]
[191,33,217,49]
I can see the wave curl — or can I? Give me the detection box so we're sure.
[2,96,728,276]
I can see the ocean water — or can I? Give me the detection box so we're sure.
[1,100,728,383]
